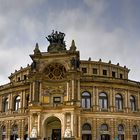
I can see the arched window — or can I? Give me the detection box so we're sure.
[2,126,6,140]
[99,92,108,109]
[132,125,138,140]
[82,123,91,130]
[130,96,136,111]
[11,125,18,140]
[115,94,123,111]
[81,92,91,109]
[118,124,124,131]
[118,124,124,140]
[3,98,8,112]
[14,96,20,111]
[100,124,108,131]
[82,123,92,140]
[100,124,110,140]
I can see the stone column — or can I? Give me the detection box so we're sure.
[95,87,99,111]
[32,82,35,101]
[20,91,23,113]
[9,93,13,113]
[125,119,131,140]
[114,119,118,139]
[18,120,22,139]
[30,83,33,102]
[92,118,96,140]
[77,80,80,104]
[112,88,116,111]
[138,92,140,111]
[110,118,115,140]
[20,120,25,140]
[92,86,96,111]
[71,114,74,136]
[124,90,128,113]
[0,96,2,112]
[22,91,26,110]
[39,81,42,103]
[72,80,74,100]
[66,82,69,101]
[37,113,41,137]
[29,115,32,137]
[109,88,113,112]
[126,90,130,113]
[96,119,100,140]
[78,116,81,139]
[6,121,11,140]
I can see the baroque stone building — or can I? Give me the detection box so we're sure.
[0,31,140,140]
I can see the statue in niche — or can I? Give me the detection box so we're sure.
[46,30,66,53]
[31,60,37,71]
[71,57,80,69]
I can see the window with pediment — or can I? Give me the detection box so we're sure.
[44,63,66,80]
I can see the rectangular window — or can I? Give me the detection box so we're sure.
[82,68,87,73]
[120,74,123,79]
[17,77,20,81]
[112,71,116,78]
[103,70,107,76]
[53,97,61,103]
[93,68,97,74]
[24,75,27,80]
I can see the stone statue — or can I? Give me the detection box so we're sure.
[31,127,37,138]
[64,127,72,138]
[31,60,36,71]
[71,57,80,69]
[46,30,66,52]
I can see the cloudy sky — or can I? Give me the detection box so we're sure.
[0,0,140,85]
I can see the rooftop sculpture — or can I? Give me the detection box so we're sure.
[46,30,66,52]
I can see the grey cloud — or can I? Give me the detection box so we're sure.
[0,0,140,85]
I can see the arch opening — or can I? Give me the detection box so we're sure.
[43,116,61,140]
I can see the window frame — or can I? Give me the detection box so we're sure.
[93,68,98,75]
[81,92,91,109]
[100,124,108,131]
[3,98,9,112]
[115,94,123,111]
[14,96,21,111]
[99,92,108,110]
[130,95,136,111]
[82,67,87,74]
[103,69,107,76]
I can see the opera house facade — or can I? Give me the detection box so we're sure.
[0,31,140,140]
